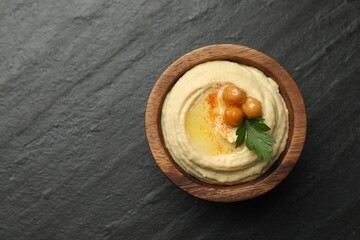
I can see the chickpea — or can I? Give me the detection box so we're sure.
[222,84,247,106]
[241,97,262,118]
[224,106,244,127]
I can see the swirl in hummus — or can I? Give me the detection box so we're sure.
[161,61,289,185]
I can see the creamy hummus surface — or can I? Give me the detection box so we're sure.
[161,61,289,185]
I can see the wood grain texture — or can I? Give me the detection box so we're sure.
[145,44,307,202]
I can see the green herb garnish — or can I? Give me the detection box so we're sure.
[235,117,276,162]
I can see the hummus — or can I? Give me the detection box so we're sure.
[161,61,289,185]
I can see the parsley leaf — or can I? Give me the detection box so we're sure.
[249,117,270,132]
[235,117,276,162]
[235,120,246,147]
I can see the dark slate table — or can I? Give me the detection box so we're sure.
[1,1,359,239]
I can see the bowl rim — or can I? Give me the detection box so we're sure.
[145,44,307,202]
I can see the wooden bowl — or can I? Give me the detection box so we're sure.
[145,44,306,202]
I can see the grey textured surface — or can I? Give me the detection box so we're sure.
[1,0,359,239]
